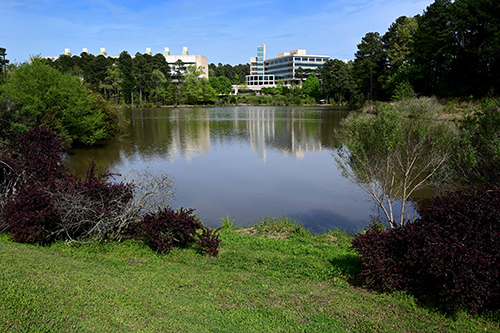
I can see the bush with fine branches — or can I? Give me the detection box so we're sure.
[0,127,175,244]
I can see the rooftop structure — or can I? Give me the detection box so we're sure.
[45,47,209,79]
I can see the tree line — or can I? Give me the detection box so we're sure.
[47,51,242,107]
[318,0,499,105]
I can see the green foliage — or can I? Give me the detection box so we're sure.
[248,216,311,240]
[384,16,418,71]
[319,59,355,105]
[353,32,387,101]
[181,65,217,105]
[0,57,125,145]
[209,62,249,84]
[391,80,415,101]
[336,97,453,227]
[301,73,321,100]
[337,0,500,102]
[209,76,232,95]
[220,215,236,229]
[454,97,500,184]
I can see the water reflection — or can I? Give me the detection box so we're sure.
[65,106,378,232]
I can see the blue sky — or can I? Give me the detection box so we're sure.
[3,0,433,65]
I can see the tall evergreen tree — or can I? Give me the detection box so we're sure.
[412,0,455,96]
[117,51,136,105]
[353,32,387,101]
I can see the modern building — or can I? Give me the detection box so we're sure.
[246,45,330,87]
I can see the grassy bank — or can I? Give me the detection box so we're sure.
[0,218,498,332]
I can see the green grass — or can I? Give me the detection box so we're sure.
[0,219,499,332]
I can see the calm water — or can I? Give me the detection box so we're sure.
[65,106,385,233]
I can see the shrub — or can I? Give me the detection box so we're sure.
[352,184,500,313]
[0,58,126,146]
[455,99,500,185]
[1,162,135,244]
[196,227,221,256]
[1,184,61,244]
[48,162,135,241]
[0,127,137,244]
[139,207,220,256]
[0,126,70,224]
[7,126,69,184]
[351,227,414,292]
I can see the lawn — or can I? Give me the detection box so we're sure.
[0,219,498,332]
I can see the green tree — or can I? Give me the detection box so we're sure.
[353,32,387,102]
[0,57,125,145]
[151,69,168,105]
[319,59,355,105]
[164,84,177,105]
[335,97,453,228]
[133,53,153,107]
[99,66,122,103]
[453,98,500,185]
[173,59,186,104]
[447,0,500,97]
[182,65,217,105]
[0,47,9,82]
[209,76,232,96]
[382,16,418,96]
[412,0,455,96]
[117,51,136,105]
[383,16,418,72]
[301,73,320,100]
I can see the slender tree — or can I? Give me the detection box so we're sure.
[117,51,136,105]
[353,32,387,102]
[335,97,453,228]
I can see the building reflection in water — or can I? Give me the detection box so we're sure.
[64,106,363,232]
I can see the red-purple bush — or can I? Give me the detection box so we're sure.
[1,184,61,244]
[8,126,70,184]
[1,127,135,244]
[196,227,222,257]
[351,227,415,292]
[352,185,500,313]
[139,207,220,256]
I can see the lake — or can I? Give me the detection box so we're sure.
[64,106,392,233]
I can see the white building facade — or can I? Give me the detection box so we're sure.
[246,45,330,87]
[163,47,209,81]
